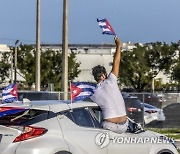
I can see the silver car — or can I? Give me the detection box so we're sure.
[144,103,166,125]
[0,100,178,154]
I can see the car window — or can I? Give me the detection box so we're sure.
[0,109,48,126]
[90,107,103,123]
[65,108,94,127]
[124,98,143,109]
[18,91,59,101]
[124,98,132,107]
[88,107,102,128]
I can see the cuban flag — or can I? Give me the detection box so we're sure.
[2,83,18,103]
[97,18,116,35]
[70,82,96,102]
[0,107,28,118]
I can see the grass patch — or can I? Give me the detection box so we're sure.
[145,128,180,134]
[165,134,180,139]
[145,128,180,139]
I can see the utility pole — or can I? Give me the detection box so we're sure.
[10,47,13,83]
[152,77,155,94]
[14,40,20,83]
[35,0,41,91]
[62,0,69,100]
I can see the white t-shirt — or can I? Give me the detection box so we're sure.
[90,73,126,119]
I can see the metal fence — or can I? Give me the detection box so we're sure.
[127,92,180,128]
[17,91,180,128]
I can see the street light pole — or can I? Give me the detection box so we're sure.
[152,77,155,94]
[35,0,41,91]
[62,0,69,100]
[14,40,20,83]
[9,47,13,84]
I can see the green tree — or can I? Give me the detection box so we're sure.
[120,42,176,92]
[17,45,35,89]
[120,44,151,92]
[17,45,81,90]
[0,52,11,84]
[171,61,180,89]
[170,42,180,90]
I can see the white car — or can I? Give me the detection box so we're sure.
[144,103,166,125]
[0,100,178,154]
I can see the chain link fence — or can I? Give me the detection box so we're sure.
[127,92,180,128]
[16,91,180,128]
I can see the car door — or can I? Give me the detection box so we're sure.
[107,130,149,154]
[57,107,108,154]
[89,106,149,154]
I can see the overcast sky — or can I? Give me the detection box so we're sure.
[0,0,180,45]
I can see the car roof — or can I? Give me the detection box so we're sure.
[144,103,157,109]
[0,100,98,113]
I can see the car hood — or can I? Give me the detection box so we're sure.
[141,130,166,138]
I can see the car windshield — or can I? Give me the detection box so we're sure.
[124,98,144,108]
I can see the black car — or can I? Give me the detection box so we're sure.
[163,103,180,127]
[18,91,60,101]
[122,92,144,125]
[134,93,163,109]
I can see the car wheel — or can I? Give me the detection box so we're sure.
[157,149,174,154]
[55,151,72,154]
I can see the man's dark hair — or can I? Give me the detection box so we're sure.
[92,65,107,82]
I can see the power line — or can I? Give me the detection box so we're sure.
[0,37,35,44]
[0,37,62,45]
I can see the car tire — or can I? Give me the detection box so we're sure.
[157,149,174,154]
[55,151,72,154]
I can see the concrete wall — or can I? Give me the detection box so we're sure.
[74,53,114,82]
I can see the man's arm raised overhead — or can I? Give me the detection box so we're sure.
[111,36,122,77]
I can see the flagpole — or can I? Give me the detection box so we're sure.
[69,82,73,111]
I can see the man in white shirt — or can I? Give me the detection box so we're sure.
[90,37,128,134]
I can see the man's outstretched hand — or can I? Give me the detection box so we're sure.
[114,36,122,48]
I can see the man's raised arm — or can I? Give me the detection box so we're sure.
[111,37,122,77]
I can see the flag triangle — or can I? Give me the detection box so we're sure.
[71,84,82,101]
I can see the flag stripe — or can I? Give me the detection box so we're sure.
[0,109,27,118]
[2,97,18,103]
[77,91,94,97]
[77,85,96,89]
[102,28,111,32]
[82,88,94,93]
[73,95,90,102]
[72,82,96,87]
[97,18,106,22]
[2,88,13,95]
[103,31,115,35]
[98,23,106,27]
[2,95,17,100]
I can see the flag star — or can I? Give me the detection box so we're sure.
[73,90,77,94]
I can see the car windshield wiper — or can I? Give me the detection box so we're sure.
[10,109,30,122]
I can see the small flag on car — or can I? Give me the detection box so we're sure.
[0,107,28,118]
[97,18,116,36]
[70,82,96,102]
[2,83,18,103]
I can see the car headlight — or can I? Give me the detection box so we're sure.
[168,138,177,149]
[159,136,177,149]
